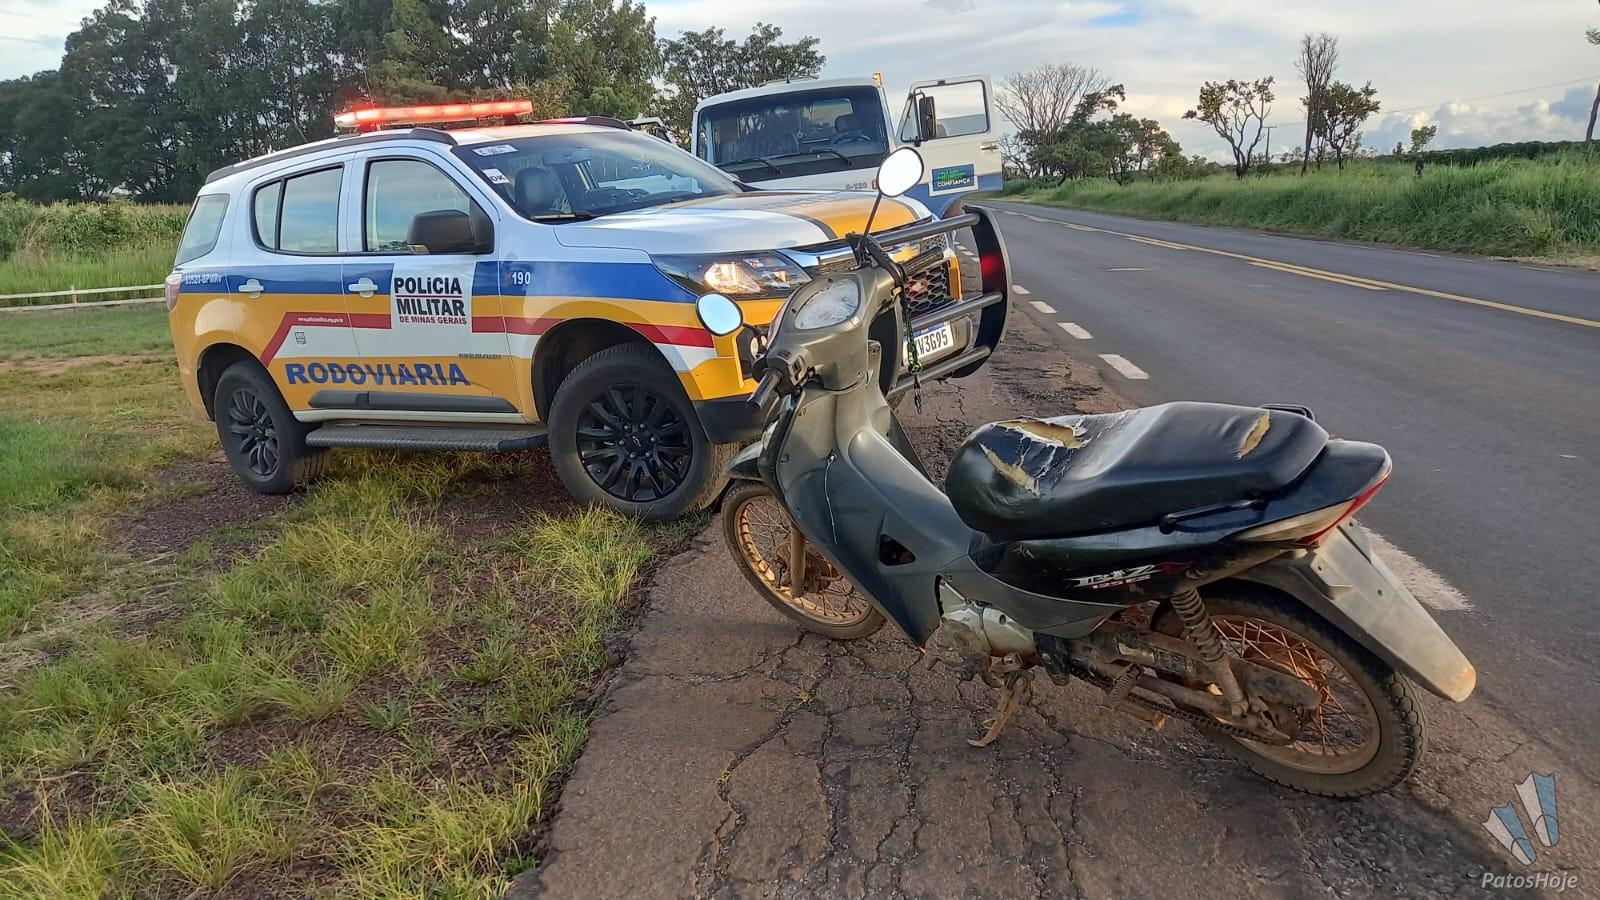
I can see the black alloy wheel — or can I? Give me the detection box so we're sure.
[212,361,325,495]
[226,386,280,478]
[576,383,693,503]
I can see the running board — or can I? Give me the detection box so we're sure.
[306,424,547,452]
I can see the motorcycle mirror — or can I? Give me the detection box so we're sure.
[696,293,744,337]
[875,147,925,199]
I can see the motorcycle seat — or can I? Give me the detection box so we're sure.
[945,402,1329,540]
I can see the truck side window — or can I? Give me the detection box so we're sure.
[365,159,473,252]
[175,194,229,264]
[276,167,342,253]
[920,82,990,138]
[252,181,281,248]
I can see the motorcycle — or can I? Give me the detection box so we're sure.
[699,148,1476,798]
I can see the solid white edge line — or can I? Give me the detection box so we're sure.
[1099,353,1148,379]
[1362,531,1474,611]
[1029,300,1056,314]
[1059,322,1093,340]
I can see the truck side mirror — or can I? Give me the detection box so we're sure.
[407,207,493,254]
[918,95,939,144]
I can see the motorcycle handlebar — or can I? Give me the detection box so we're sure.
[746,369,783,418]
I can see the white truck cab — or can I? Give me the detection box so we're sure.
[692,75,1001,217]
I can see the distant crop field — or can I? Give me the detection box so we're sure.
[0,198,185,299]
[995,153,1600,260]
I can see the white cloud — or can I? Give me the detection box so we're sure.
[6,0,1598,155]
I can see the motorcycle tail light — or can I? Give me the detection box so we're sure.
[1238,464,1391,547]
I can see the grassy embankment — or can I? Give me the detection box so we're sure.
[0,305,687,896]
[0,198,185,301]
[993,154,1600,261]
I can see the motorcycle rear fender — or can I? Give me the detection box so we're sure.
[1229,521,1476,702]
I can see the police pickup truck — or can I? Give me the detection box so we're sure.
[166,101,1010,519]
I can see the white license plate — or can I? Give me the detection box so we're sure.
[906,322,954,364]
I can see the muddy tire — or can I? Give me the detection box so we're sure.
[548,344,732,522]
[722,481,886,640]
[214,361,325,495]
[1156,587,1426,798]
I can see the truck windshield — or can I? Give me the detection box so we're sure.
[454,129,740,221]
[696,86,890,182]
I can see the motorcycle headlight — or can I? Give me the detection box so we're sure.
[791,279,861,330]
[653,252,810,299]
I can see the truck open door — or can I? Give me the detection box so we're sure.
[898,75,1002,217]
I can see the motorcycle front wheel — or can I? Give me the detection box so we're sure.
[721,482,886,640]
[1155,588,1427,798]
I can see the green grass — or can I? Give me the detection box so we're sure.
[0,351,209,637]
[0,198,184,299]
[0,304,175,358]
[0,318,687,895]
[997,154,1600,259]
[0,246,177,300]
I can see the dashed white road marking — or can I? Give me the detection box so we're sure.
[1059,322,1093,340]
[1012,284,1031,294]
[1100,353,1147,379]
[1107,267,1149,272]
[1363,531,1474,611]
[1029,300,1056,314]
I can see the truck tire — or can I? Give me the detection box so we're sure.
[547,344,732,521]
[213,361,326,494]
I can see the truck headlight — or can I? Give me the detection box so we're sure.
[654,252,810,299]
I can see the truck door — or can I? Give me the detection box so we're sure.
[237,157,360,412]
[339,148,519,417]
[899,75,1002,216]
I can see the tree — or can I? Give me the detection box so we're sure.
[996,63,1112,175]
[1295,33,1339,174]
[1320,81,1379,170]
[658,23,824,136]
[1099,113,1176,184]
[1410,124,1438,176]
[1184,77,1275,178]
[1017,84,1125,182]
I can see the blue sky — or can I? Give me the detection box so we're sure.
[5,0,1597,159]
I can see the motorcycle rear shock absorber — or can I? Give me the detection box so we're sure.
[1168,588,1248,714]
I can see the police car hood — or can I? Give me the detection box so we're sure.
[552,191,931,254]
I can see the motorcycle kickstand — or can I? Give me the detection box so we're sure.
[969,668,1034,749]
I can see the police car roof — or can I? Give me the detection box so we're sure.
[202,122,623,187]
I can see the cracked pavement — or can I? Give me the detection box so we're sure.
[520,313,1598,899]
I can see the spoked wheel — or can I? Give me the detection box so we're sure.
[722,482,885,640]
[575,384,692,504]
[1212,616,1382,774]
[1155,589,1426,798]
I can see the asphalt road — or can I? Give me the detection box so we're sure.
[972,201,1600,787]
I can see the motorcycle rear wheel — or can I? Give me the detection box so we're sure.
[722,482,885,640]
[1154,588,1427,798]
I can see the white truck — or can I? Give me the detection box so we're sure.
[691,75,1002,217]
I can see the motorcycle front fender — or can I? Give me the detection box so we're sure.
[726,440,764,482]
[1231,522,1477,702]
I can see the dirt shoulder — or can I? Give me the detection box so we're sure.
[519,311,1594,899]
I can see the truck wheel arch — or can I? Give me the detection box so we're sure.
[531,318,667,420]
[196,342,262,420]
